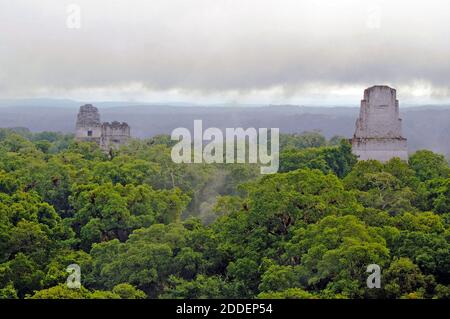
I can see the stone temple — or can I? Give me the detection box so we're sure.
[75,104,131,151]
[351,86,408,162]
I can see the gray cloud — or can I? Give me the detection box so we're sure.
[1,0,450,103]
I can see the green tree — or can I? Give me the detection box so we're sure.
[284,215,390,298]
[383,258,427,298]
[409,150,450,182]
[111,283,146,299]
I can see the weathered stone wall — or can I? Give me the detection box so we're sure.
[355,86,403,138]
[75,105,131,151]
[352,86,408,162]
[100,121,131,151]
[352,137,408,162]
[75,104,102,142]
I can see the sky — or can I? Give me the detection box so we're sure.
[1,0,450,106]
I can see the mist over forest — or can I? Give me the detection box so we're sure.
[1,103,449,157]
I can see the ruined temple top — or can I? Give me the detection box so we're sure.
[102,121,130,128]
[364,85,396,96]
[354,85,404,139]
[76,104,101,127]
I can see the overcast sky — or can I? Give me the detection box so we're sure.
[1,0,450,105]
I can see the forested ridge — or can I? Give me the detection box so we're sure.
[0,128,449,299]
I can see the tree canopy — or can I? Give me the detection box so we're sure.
[0,128,448,299]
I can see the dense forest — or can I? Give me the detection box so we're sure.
[0,128,448,299]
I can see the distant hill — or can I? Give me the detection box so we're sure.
[0,103,449,157]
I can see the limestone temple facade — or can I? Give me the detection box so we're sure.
[351,86,408,162]
[75,104,130,151]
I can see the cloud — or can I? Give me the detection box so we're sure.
[1,0,450,103]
